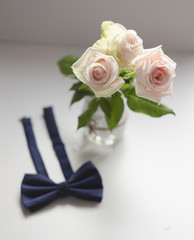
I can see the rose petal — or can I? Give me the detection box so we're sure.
[94,77,125,98]
[72,47,104,84]
[101,21,127,42]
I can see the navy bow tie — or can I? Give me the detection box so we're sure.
[21,107,103,212]
[22,161,102,212]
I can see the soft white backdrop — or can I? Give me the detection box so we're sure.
[0,0,194,52]
[0,1,194,240]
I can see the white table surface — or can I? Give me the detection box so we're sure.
[0,42,194,240]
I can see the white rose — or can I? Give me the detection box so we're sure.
[134,46,176,103]
[72,47,125,98]
[93,21,143,66]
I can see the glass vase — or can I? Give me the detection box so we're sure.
[83,97,129,146]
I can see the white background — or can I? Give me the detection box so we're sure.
[0,1,194,240]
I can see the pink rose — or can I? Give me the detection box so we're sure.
[134,47,176,103]
[72,47,125,98]
[118,30,143,65]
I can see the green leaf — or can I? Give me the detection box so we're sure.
[70,81,82,91]
[105,93,124,131]
[119,69,135,84]
[70,81,94,94]
[99,98,112,119]
[70,82,94,105]
[58,55,79,78]
[71,91,93,105]
[78,83,94,94]
[79,83,88,91]
[119,69,126,77]
[123,72,135,80]
[126,86,175,117]
[78,99,99,129]
[120,83,131,91]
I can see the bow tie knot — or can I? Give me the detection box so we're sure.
[58,182,69,198]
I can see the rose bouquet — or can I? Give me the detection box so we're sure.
[58,21,176,132]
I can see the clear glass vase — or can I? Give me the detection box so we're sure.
[83,97,129,146]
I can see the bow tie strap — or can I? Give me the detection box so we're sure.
[21,161,103,212]
[21,118,48,177]
[43,107,73,180]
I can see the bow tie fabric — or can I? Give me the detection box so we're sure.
[21,107,103,212]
